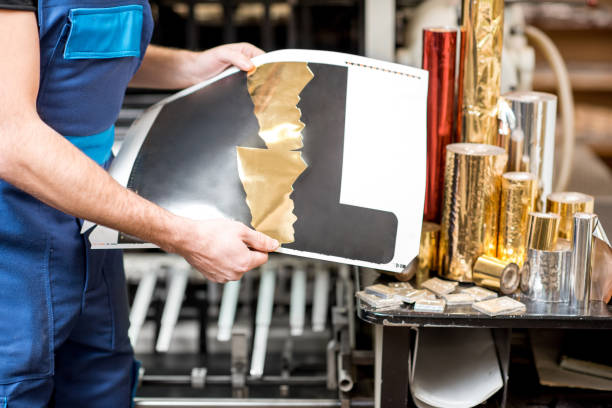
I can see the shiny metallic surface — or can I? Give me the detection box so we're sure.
[570,212,597,309]
[526,212,560,251]
[439,143,507,282]
[546,192,595,240]
[473,255,520,294]
[419,222,440,272]
[423,28,457,222]
[498,172,536,266]
[461,0,504,144]
[238,62,314,244]
[237,148,307,243]
[501,92,557,209]
[455,27,466,143]
[508,130,525,173]
[247,62,314,150]
[593,219,611,247]
[523,247,571,303]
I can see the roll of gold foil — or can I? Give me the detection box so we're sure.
[439,143,508,281]
[526,212,560,251]
[498,172,536,266]
[419,222,441,272]
[461,0,504,144]
[473,255,520,294]
[546,192,595,240]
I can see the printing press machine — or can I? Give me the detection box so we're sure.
[127,252,376,407]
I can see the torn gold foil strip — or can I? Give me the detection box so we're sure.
[461,0,504,144]
[238,62,313,243]
[546,192,595,240]
[236,147,307,244]
[498,172,536,266]
[439,143,507,282]
[526,212,560,251]
[247,62,314,150]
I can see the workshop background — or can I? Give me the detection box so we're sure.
[118,1,612,407]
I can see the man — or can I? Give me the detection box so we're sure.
[0,1,278,406]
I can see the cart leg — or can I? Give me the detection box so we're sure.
[374,325,411,408]
[492,328,512,408]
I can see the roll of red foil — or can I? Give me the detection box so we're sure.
[423,28,457,222]
[455,28,466,143]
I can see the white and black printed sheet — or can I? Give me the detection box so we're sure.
[86,50,428,273]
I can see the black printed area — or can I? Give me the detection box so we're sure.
[285,64,397,263]
[125,63,397,264]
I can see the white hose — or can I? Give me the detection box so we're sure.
[524,25,575,192]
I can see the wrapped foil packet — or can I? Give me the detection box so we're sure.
[365,284,398,299]
[388,282,414,290]
[414,298,446,313]
[461,286,498,302]
[443,293,475,306]
[422,277,459,295]
[398,289,436,304]
[472,296,526,316]
[356,291,403,309]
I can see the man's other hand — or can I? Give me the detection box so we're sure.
[185,42,264,84]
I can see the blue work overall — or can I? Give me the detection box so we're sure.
[0,1,153,406]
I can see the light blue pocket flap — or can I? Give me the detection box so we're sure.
[64,5,143,59]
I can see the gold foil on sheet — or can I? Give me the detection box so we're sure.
[526,212,560,251]
[238,63,313,243]
[498,172,536,266]
[247,62,314,150]
[236,147,307,243]
[546,192,595,240]
[473,255,520,294]
[439,143,507,282]
[461,0,504,144]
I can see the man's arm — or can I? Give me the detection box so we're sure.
[0,10,277,283]
[129,43,264,89]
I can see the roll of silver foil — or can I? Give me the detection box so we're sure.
[499,92,557,209]
[570,212,596,309]
[523,247,571,303]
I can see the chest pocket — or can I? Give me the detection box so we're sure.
[64,5,143,59]
[37,2,151,141]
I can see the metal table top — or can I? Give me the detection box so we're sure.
[356,271,612,329]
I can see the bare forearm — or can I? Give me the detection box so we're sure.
[129,45,198,89]
[130,43,261,90]
[0,113,183,252]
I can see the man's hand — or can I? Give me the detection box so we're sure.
[129,43,264,90]
[165,218,279,283]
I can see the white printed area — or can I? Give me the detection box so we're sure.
[340,65,427,270]
[89,49,428,272]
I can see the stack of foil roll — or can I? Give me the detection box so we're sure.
[519,193,598,306]
[418,0,603,310]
